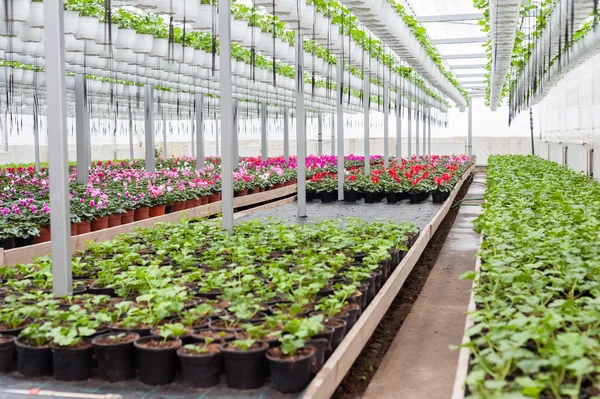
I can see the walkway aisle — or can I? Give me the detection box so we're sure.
[362,171,485,399]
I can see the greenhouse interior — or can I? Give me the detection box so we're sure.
[0,0,598,397]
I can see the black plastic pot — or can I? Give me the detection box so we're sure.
[110,325,152,337]
[345,305,360,332]
[134,336,182,385]
[0,336,15,373]
[0,238,14,250]
[221,342,269,390]
[344,191,359,203]
[325,318,347,352]
[15,338,52,377]
[267,347,315,393]
[373,269,383,292]
[408,192,430,204]
[386,192,400,204]
[306,191,317,202]
[87,285,116,297]
[320,191,337,203]
[305,338,328,375]
[364,192,380,204]
[51,343,94,381]
[14,236,34,248]
[92,332,139,382]
[178,347,224,388]
[365,274,377,304]
[432,190,450,204]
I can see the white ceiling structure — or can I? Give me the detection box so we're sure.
[407,0,487,98]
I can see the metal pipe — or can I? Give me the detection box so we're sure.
[337,60,344,201]
[283,106,289,161]
[232,99,239,167]
[422,107,427,157]
[44,0,72,296]
[396,91,402,159]
[162,109,167,160]
[330,112,335,156]
[196,94,205,170]
[415,105,420,157]
[144,85,155,173]
[220,0,234,232]
[75,74,89,184]
[128,101,134,162]
[317,112,323,156]
[383,81,389,167]
[428,113,432,155]
[33,104,40,172]
[260,103,268,160]
[363,73,370,175]
[296,26,306,218]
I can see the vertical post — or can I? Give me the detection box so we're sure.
[296,26,306,218]
[260,103,268,160]
[422,107,427,157]
[216,119,220,157]
[144,85,155,173]
[396,91,402,159]
[363,73,370,175]
[220,0,234,232]
[468,101,473,157]
[196,94,205,170]
[191,114,195,158]
[428,113,432,156]
[529,106,535,155]
[128,101,134,162]
[232,99,239,166]
[415,105,420,157]
[407,103,412,156]
[283,106,289,161]
[337,60,344,201]
[162,109,167,160]
[45,0,72,296]
[383,81,389,168]
[317,112,323,156]
[33,105,40,172]
[75,73,90,184]
[330,112,335,156]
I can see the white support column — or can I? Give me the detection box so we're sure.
[383,81,389,168]
[144,85,155,173]
[162,109,167,160]
[75,73,90,184]
[45,0,72,296]
[428,113,432,155]
[396,91,402,159]
[407,104,412,156]
[317,112,323,156]
[468,101,473,156]
[363,74,370,175]
[296,26,307,218]
[330,112,335,156]
[219,0,234,232]
[415,105,420,157]
[128,101,134,162]
[337,60,344,201]
[260,103,268,160]
[422,108,427,157]
[196,94,205,170]
[283,106,289,162]
[232,99,239,167]
[33,104,40,172]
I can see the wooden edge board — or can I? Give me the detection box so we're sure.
[0,249,3,265]
[302,165,476,399]
[234,195,298,220]
[451,233,483,399]
[2,185,297,266]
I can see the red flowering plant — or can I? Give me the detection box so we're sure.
[434,172,454,193]
[343,171,362,193]
[307,172,337,193]
[381,168,409,193]
[357,174,383,194]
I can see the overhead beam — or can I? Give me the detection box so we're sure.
[450,64,487,69]
[418,13,483,23]
[456,73,487,78]
[442,53,487,60]
[431,37,487,45]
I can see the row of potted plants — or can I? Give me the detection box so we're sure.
[0,216,419,392]
[460,155,600,398]
[0,155,298,249]
[306,155,474,204]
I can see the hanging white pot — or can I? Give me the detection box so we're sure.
[0,22,22,38]
[135,0,160,9]
[142,54,156,68]
[74,16,99,40]
[190,49,205,66]
[114,48,134,62]
[230,19,247,43]
[179,63,191,75]
[163,61,177,72]
[94,22,118,45]
[71,51,85,65]
[4,38,24,54]
[175,0,203,24]
[181,46,195,64]
[21,41,38,56]
[63,11,79,34]
[88,79,102,93]
[155,0,178,15]
[241,26,262,48]
[26,1,44,28]
[99,81,111,94]
[149,37,169,57]
[133,33,154,54]
[0,0,30,22]
[64,34,84,52]
[114,28,136,50]
[20,69,34,86]
[33,70,45,86]
[84,40,102,56]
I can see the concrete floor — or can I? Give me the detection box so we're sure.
[362,173,485,399]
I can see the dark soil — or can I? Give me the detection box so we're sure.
[192,330,235,341]
[178,343,221,355]
[222,342,268,352]
[333,176,473,399]
[137,338,181,349]
[94,333,138,345]
[0,319,32,331]
[267,347,314,361]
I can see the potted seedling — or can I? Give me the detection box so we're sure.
[191,328,236,343]
[92,332,140,382]
[266,316,322,393]
[0,307,35,335]
[134,324,182,385]
[177,338,223,388]
[15,322,53,377]
[150,322,192,345]
[221,338,269,390]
